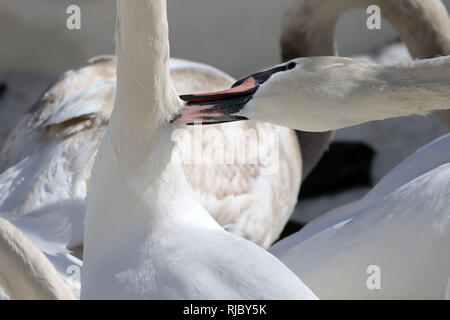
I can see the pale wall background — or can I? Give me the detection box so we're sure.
[2,0,450,78]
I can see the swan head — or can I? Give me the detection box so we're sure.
[172,57,373,131]
[171,60,298,124]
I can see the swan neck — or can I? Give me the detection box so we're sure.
[83,0,212,265]
[0,219,75,300]
[282,0,450,60]
[306,57,450,131]
[367,58,450,117]
[376,0,450,59]
[114,0,178,128]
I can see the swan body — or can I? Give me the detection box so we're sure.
[81,0,316,300]
[270,133,450,299]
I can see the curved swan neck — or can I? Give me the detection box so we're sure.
[282,0,450,60]
[377,0,450,59]
[282,0,450,177]
[0,218,74,300]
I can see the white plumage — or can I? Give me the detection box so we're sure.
[0,55,300,255]
[0,56,301,298]
[271,133,450,299]
[0,217,74,300]
[2,0,450,300]
[174,45,450,301]
[81,0,316,300]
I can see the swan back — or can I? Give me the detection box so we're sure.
[271,133,450,299]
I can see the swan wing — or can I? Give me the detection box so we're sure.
[271,134,450,299]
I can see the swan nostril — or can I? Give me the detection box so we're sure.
[286,62,297,70]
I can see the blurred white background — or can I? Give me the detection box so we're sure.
[1,0,450,77]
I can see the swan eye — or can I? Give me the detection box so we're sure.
[286,62,297,70]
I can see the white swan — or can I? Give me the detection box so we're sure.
[0,43,300,265]
[176,54,450,298]
[175,56,450,130]
[81,0,316,300]
[0,217,74,300]
[284,0,450,179]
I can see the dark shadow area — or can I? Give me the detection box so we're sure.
[278,220,305,242]
[0,82,7,99]
[299,142,375,199]
[277,142,375,243]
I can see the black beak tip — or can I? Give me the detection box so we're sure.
[179,94,193,102]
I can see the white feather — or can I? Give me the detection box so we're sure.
[271,133,450,299]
